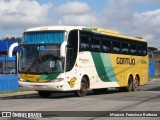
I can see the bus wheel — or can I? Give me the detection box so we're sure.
[93,88,108,94]
[74,78,88,97]
[132,76,139,91]
[126,76,133,92]
[38,91,51,98]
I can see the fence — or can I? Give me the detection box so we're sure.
[0,53,18,89]
[151,51,160,77]
[149,61,155,77]
[0,40,22,97]
[0,55,19,94]
[0,75,19,92]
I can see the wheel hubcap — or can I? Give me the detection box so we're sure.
[133,77,138,90]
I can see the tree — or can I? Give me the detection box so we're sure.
[148,47,158,52]
[3,37,21,40]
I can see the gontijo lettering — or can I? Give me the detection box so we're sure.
[117,57,135,65]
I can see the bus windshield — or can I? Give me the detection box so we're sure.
[19,44,64,74]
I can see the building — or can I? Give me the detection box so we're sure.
[148,47,160,77]
[0,40,21,92]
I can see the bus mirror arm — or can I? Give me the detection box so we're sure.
[8,42,19,58]
[60,41,67,57]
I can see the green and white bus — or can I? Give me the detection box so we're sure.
[9,26,148,98]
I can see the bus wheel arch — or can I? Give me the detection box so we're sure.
[126,74,133,92]
[82,75,90,89]
[133,74,140,91]
[74,75,89,97]
[135,74,140,86]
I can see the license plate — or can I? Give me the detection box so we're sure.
[34,85,42,89]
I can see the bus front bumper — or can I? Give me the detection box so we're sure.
[18,81,66,91]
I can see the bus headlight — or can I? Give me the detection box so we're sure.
[18,78,27,82]
[51,78,63,82]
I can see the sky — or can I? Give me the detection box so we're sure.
[0,0,160,47]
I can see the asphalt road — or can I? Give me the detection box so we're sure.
[0,79,160,120]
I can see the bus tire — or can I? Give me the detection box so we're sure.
[125,76,133,92]
[93,88,108,94]
[132,76,139,91]
[38,91,51,98]
[74,77,88,97]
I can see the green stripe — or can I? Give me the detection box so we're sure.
[47,73,60,79]
[91,52,118,82]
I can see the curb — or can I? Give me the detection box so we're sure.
[0,91,38,99]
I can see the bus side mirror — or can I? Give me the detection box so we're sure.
[60,41,67,57]
[8,42,19,57]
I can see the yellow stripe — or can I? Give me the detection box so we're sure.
[20,73,48,82]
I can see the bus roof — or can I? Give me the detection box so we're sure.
[26,26,85,32]
[87,27,145,42]
[26,26,145,42]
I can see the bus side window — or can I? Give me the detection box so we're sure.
[80,35,90,51]
[91,36,100,52]
[130,42,136,55]
[101,38,111,53]
[122,41,129,54]
[112,40,120,53]
[80,43,86,51]
[66,30,78,71]
[142,43,147,56]
[137,43,142,56]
